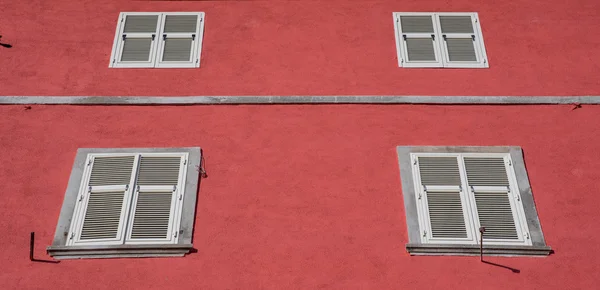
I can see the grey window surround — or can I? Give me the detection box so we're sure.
[47,147,202,259]
[397,146,552,256]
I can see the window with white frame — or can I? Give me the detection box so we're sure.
[48,148,202,259]
[396,147,551,256]
[393,13,488,68]
[109,12,205,68]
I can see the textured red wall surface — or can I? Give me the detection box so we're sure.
[1,0,600,96]
[1,104,599,289]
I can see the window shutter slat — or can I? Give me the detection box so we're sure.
[464,157,509,186]
[418,157,461,186]
[427,192,468,238]
[474,191,519,239]
[89,156,135,186]
[80,156,134,240]
[130,156,182,240]
[445,38,477,61]
[80,191,125,240]
[400,16,434,33]
[164,15,198,33]
[406,38,436,61]
[121,38,153,62]
[162,38,193,61]
[439,16,474,34]
[131,192,173,239]
[124,15,159,33]
[137,156,182,186]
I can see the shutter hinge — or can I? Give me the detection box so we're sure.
[179,194,183,201]
[183,159,187,165]
[418,193,422,200]
[121,17,124,23]
[125,184,129,191]
[122,34,126,40]
[173,185,177,192]
[413,159,418,165]
[422,230,427,237]
[431,34,435,40]
[459,185,463,192]
[507,186,510,193]
[69,232,74,240]
[471,35,475,41]
[163,34,167,41]
[136,185,140,192]
[442,34,447,41]
[152,34,155,41]
[78,194,83,202]
[524,232,530,239]
[87,159,92,166]
[402,34,407,41]
[88,186,92,193]
[173,231,178,238]
[192,34,196,41]
[515,194,521,202]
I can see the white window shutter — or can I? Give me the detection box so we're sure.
[156,13,204,68]
[436,14,488,68]
[127,155,186,243]
[464,157,521,241]
[417,157,471,240]
[396,14,443,67]
[73,156,136,244]
[111,13,161,68]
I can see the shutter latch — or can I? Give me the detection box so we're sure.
[173,185,177,192]
[125,184,129,191]
[152,34,155,41]
[192,34,196,41]
[402,34,407,41]
[163,34,167,41]
[471,35,475,41]
[431,34,435,40]
[122,34,126,40]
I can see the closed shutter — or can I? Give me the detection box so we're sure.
[114,14,161,67]
[129,155,184,241]
[464,157,519,240]
[157,14,202,67]
[418,157,469,239]
[397,15,442,67]
[78,156,135,241]
[438,15,480,65]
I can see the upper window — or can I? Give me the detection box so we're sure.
[47,148,202,259]
[393,13,488,68]
[109,12,205,68]
[396,146,551,256]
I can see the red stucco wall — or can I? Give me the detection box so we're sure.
[1,0,600,96]
[1,104,599,289]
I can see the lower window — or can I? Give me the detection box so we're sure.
[397,146,551,256]
[48,148,201,259]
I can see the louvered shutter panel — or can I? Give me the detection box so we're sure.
[398,15,441,66]
[114,14,160,67]
[79,156,135,241]
[418,157,469,239]
[129,156,183,240]
[464,157,519,240]
[157,14,201,67]
[438,15,479,63]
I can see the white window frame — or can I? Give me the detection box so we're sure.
[109,12,205,68]
[67,152,188,246]
[410,152,532,246]
[393,12,489,68]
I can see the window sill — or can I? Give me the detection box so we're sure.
[406,243,552,256]
[47,244,194,260]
